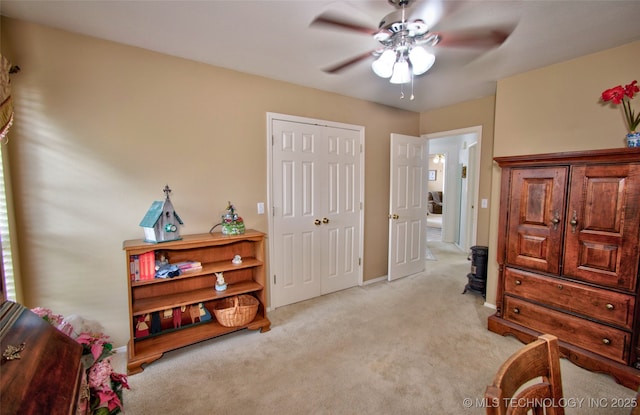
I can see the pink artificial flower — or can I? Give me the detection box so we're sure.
[31,307,64,326]
[88,359,113,390]
[77,332,110,361]
[111,371,130,390]
[95,389,124,412]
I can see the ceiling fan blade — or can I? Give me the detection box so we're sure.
[407,0,462,30]
[323,50,376,74]
[435,26,515,49]
[310,12,378,36]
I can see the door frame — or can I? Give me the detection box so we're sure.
[266,112,365,309]
[424,126,482,251]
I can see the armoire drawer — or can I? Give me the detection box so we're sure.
[505,267,635,329]
[503,296,630,364]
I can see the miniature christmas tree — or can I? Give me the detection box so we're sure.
[221,201,245,235]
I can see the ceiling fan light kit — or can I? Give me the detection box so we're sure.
[389,58,411,84]
[372,45,436,83]
[312,0,514,101]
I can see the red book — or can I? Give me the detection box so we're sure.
[140,251,155,280]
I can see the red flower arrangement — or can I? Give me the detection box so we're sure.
[31,307,129,415]
[601,80,640,133]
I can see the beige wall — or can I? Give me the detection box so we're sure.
[1,17,419,347]
[419,95,496,247]
[486,41,640,306]
[3,15,638,348]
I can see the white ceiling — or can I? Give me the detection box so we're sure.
[2,0,640,112]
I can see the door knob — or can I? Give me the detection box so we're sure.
[322,217,329,224]
[550,211,561,230]
[388,214,399,220]
[314,219,321,226]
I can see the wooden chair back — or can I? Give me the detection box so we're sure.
[485,334,565,415]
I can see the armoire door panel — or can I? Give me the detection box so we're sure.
[564,164,640,292]
[506,167,568,273]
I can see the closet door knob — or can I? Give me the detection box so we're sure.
[314,219,321,226]
[322,218,329,224]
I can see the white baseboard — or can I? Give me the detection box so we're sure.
[113,345,127,354]
[483,302,496,310]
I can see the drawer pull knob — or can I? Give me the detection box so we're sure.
[515,280,521,285]
[602,338,611,345]
[606,303,614,310]
[513,307,520,314]
[557,284,563,290]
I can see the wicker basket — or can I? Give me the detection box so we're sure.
[213,295,259,327]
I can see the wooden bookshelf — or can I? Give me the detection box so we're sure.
[123,230,270,374]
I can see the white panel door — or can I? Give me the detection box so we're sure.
[388,134,426,281]
[320,126,360,294]
[271,119,361,308]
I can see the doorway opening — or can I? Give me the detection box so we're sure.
[427,152,444,242]
[424,126,482,254]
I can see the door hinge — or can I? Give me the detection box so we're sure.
[359,258,362,266]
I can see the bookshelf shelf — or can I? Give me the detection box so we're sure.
[123,230,270,375]
[130,258,262,287]
[131,281,263,315]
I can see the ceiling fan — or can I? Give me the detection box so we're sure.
[311,0,514,99]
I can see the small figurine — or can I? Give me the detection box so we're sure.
[188,303,212,323]
[189,305,201,324]
[135,314,150,338]
[232,254,242,265]
[215,272,227,291]
[198,303,212,322]
[172,307,182,328]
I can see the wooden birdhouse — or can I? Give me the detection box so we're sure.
[139,185,184,243]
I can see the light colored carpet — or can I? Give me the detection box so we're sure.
[115,242,635,414]
[427,213,442,229]
[427,226,442,243]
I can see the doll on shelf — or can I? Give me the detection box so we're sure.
[135,314,150,338]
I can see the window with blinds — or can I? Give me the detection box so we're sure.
[0,144,16,301]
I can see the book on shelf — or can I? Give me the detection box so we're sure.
[138,251,155,280]
[174,260,202,273]
[130,255,140,281]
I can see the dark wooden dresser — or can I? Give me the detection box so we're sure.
[488,148,640,390]
[1,301,84,415]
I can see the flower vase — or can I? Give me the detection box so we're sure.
[627,132,640,148]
